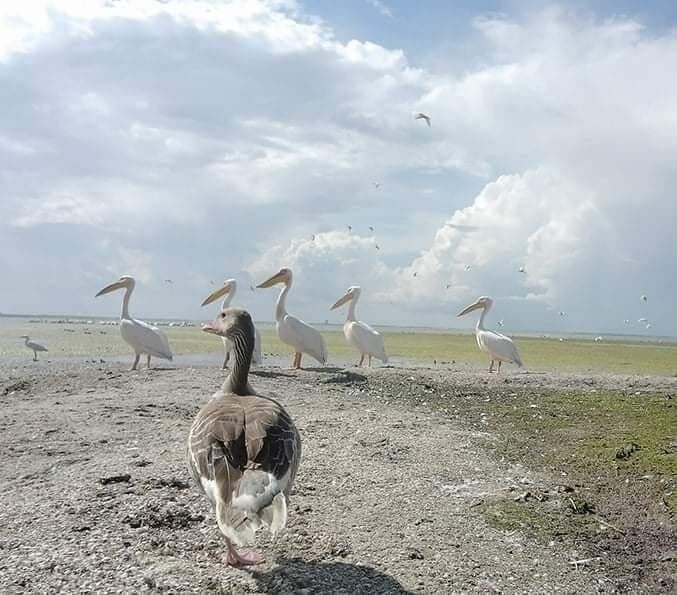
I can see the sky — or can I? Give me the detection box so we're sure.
[1,0,676,335]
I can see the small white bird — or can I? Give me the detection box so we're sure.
[638,317,648,324]
[21,335,48,361]
[559,311,566,317]
[464,264,472,271]
[594,336,603,342]
[415,112,431,127]
[518,266,526,274]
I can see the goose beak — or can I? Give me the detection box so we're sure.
[201,322,218,335]
[458,300,483,317]
[257,270,286,289]
[330,292,352,310]
[95,280,127,297]
[201,285,231,307]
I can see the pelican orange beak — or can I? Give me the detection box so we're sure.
[257,270,287,289]
[95,280,127,297]
[330,291,352,310]
[458,299,484,317]
[201,284,232,307]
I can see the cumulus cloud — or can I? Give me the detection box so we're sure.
[1,2,676,333]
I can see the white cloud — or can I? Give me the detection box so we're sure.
[1,3,676,333]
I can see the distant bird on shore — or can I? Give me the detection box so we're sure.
[458,297,522,373]
[257,268,327,369]
[189,308,301,566]
[415,112,431,127]
[594,336,603,342]
[331,286,387,367]
[21,335,48,361]
[641,294,648,303]
[201,278,262,369]
[95,275,173,370]
[164,279,174,285]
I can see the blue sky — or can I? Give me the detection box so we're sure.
[0,1,675,336]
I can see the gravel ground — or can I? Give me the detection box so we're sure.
[1,359,674,594]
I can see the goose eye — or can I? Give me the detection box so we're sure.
[220,313,226,319]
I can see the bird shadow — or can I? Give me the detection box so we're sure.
[249,557,414,595]
[300,366,344,373]
[251,370,296,379]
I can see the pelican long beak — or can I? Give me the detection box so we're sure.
[330,292,352,310]
[95,280,127,297]
[257,270,286,289]
[201,285,231,307]
[457,300,483,317]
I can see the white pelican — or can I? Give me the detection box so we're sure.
[189,307,300,566]
[257,268,327,369]
[95,275,173,370]
[330,286,388,367]
[415,112,431,127]
[200,278,262,369]
[458,296,523,372]
[21,335,48,361]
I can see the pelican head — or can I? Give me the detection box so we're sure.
[202,307,254,343]
[96,275,135,297]
[201,278,237,307]
[331,286,361,310]
[257,267,292,289]
[458,296,493,317]
[20,335,29,340]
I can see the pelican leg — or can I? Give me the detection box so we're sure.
[297,353,304,369]
[368,354,372,367]
[358,354,365,367]
[222,351,230,370]
[497,360,502,373]
[147,354,152,369]
[488,360,494,373]
[131,354,140,370]
[293,352,302,369]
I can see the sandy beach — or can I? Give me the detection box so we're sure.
[1,358,674,594]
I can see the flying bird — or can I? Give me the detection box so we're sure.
[413,272,418,277]
[497,319,504,327]
[164,279,174,284]
[331,286,388,367]
[347,225,352,233]
[373,183,381,190]
[21,335,48,361]
[369,226,374,232]
[310,234,316,241]
[464,264,472,271]
[95,276,173,370]
[415,112,431,127]
[458,297,523,373]
[189,308,301,566]
[201,279,262,369]
[640,295,648,303]
[518,266,526,274]
[375,244,380,250]
[257,268,327,369]
[559,311,566,317]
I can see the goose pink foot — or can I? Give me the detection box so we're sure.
[223,547,265,566]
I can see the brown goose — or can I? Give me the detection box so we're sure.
[187,307,301,565]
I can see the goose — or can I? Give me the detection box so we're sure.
[187,307,301,565]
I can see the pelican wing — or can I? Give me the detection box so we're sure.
[278,314,327,364]
[478,329,522,366]
[26,340,48,352]
[345,321,387,362]
[120,318,173,360]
